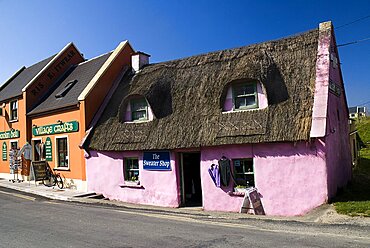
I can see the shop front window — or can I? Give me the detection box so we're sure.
[56,137,68,168]
[233,158,255,188]
[124,157,139,182]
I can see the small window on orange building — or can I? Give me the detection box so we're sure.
[56,137,69,169]
[9,100,18,121]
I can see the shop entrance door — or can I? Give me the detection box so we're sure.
[180,152,202,207]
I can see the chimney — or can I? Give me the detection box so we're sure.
[132,51,150,72]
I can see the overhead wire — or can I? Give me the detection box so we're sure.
[335,14,370,29]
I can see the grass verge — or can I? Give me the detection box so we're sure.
[333,117,370,217]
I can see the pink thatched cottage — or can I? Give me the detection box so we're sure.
[81,21,352,216]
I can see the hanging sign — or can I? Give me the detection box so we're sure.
[0,129,20,140]
[143,151,171,171]
[45,137,52,161]
[247,187,265,215]
[2,142,7,161]
[32,121,79,136]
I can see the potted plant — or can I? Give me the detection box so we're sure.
[234,185,247,193]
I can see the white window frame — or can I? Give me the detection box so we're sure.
[31,138,42,161]
[55,135,69,170]
[9,100,18,122]
[130,98,148,122]
[124,157,140,183]
[233,158,255,188]
[232,82,259,111]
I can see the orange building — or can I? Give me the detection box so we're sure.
[0,41,134,190]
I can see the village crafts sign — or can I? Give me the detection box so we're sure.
[33,121,79,136]
[0,129,20,140]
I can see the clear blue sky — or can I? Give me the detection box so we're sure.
[0,0,369,107]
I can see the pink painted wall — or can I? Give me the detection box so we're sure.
[87,139,329,216]
[200,141,328,216]
[324,35,352,198]
[86,150,180,207]
[223,82,268,111]
[310,22,352,199]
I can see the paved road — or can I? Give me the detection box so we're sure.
[0,186,369,248]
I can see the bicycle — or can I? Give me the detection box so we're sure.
[43,166,64,189]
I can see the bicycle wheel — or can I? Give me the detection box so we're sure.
[42,176,53,187]
[55,175,64,189]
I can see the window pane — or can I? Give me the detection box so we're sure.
[57,138,68,167]
[245,95,256,106]
[235,84,255,96]
[132,99,147,111]
[235,98,246,109]
[233,159,254,187]
[125,158,139,181]
[132,110,147,120]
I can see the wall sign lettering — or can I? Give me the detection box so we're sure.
[45,137,52,161]
[143,151,171,171]
[0,130,20,140]
[33,121,79,136]
[2,142,7,161]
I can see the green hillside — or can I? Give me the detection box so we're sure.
[334,116,370,217]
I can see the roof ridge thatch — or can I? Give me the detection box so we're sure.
[140,29,318,74]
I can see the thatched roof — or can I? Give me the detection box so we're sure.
[86,29,319,151]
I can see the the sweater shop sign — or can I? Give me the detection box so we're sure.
[0,130,20,140]
[143,151,171,171]
[32,121,79,136]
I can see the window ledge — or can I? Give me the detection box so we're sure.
[227,191,245,197]
[124,120,152,124]
[9,119,18,123]
[119,181,144,189]
[53,168,70,171]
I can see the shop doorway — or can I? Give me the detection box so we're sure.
[32,139,42,161]
[180,152,202,207]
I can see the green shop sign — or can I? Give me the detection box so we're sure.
[32,121,79,136]
[2,142,7,161]
[45,137,52,161]
[0,129,20,140]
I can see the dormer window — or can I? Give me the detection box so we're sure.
[233,82,258,110]
[131,98,148,121]
[223,80,267,112]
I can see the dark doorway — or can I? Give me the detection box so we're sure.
[180,152,202,207]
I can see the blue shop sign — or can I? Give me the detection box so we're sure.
[143,151,171,171]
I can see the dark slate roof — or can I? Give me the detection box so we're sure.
[86,29,320,151]
[0,55,55,102]
[28,52,112,115]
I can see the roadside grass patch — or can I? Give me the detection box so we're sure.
[333,117,370,217]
